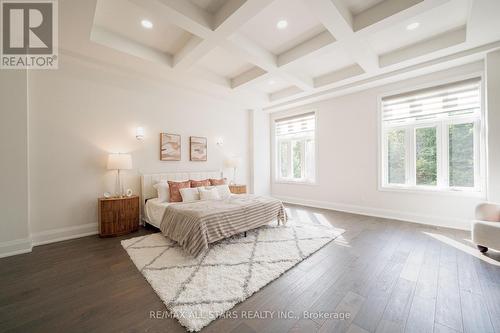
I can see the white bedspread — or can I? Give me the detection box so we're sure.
[144,198,173,228]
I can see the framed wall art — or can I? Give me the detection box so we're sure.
[190,136,207,161]
[160,133,181,161]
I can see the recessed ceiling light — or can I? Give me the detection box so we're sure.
[276,20,288,30]
[406,22,420,31]
[141,19,153,29]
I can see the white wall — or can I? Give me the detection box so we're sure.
[271,61,496,230]
[27,54,249,245]
[249,110,271,196]
[486,50,500,202]
[0,70,31,257]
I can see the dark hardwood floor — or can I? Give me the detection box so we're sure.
[1,204,499,333]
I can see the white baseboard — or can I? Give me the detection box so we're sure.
[31,223,99,246]
[0,238,32,258]
[1,223,100,258]
[274,195,470,231]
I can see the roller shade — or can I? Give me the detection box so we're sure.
[382,78,481,125]
[275,112,315,137]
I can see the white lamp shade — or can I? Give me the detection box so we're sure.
[107,153,132,170]
[224,157,241,168]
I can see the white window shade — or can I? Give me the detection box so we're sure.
[274,112,316,184]
[382,78,481,126]
[275,112,315,137]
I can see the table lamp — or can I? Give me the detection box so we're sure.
[224,157,241,185]
[107,153,132,197]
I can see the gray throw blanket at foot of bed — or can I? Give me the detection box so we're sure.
[159,194,287,256]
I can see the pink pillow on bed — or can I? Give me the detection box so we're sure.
[209,178,227,186]
[190,179,210,188]
[168,180,191,202]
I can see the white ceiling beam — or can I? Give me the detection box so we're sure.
[172,35,206,70]
[307,0,353,39]
[212,0,275,35]
[263,41,500,112]
[306,0,453,74]
[353,0,423,31]
[269,86,303,102]
[213,0,274,32]
[224,34,276,68]
[379,26,467,67]
[173,38,217,70]
[90,26,172,67]
[131,0,310,94]
[231,67,268,89]
[173,0,275,70]
[466,0,500,45]
[341,37,380,72]
[306,0,380,72]
[129,0,212,38]
[354,0,452,35]
[156,0,214,29]
[214,0,247,29]
[277,31,336,67]
[314,64,365,87]
[224,34,315,91]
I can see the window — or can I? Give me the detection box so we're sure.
[275,112,316,183]
[381,78,483,193]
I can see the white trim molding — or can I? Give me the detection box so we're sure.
[275,195,471,231]
[1,223,102,258]
[30,223,99,246]
[0,238,32,258]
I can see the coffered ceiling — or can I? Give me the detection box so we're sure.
[61,0,500,111]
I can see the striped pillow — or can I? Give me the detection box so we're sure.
[168,180,191,202]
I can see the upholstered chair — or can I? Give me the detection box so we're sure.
[472,203,500,253]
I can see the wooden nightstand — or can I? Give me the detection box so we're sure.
[229,184,247,194]
[98,196,140,237]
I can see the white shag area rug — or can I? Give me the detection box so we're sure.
[121,217,343,332]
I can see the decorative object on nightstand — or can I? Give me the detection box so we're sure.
[98,195,139,237]
[224,157,241,185]
[229,184,247,194]
[107,153,132,197]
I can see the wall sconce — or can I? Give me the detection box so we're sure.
[136,127,144,140]
[216,137,224,146]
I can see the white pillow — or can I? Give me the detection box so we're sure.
[198,187,221,201]
[179,187,200,202]
[214,185,231,199]
[153,181,169,202]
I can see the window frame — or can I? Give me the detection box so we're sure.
[378,73,486,197]
[272,110,318,185]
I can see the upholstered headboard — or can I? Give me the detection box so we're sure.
[140,170,223,204]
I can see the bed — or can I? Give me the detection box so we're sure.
[140,171,287,256]
[141,171,223,227]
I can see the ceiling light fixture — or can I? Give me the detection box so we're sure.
[276,20,288,30]
[141,19,153,29]
[406,22,420,31]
